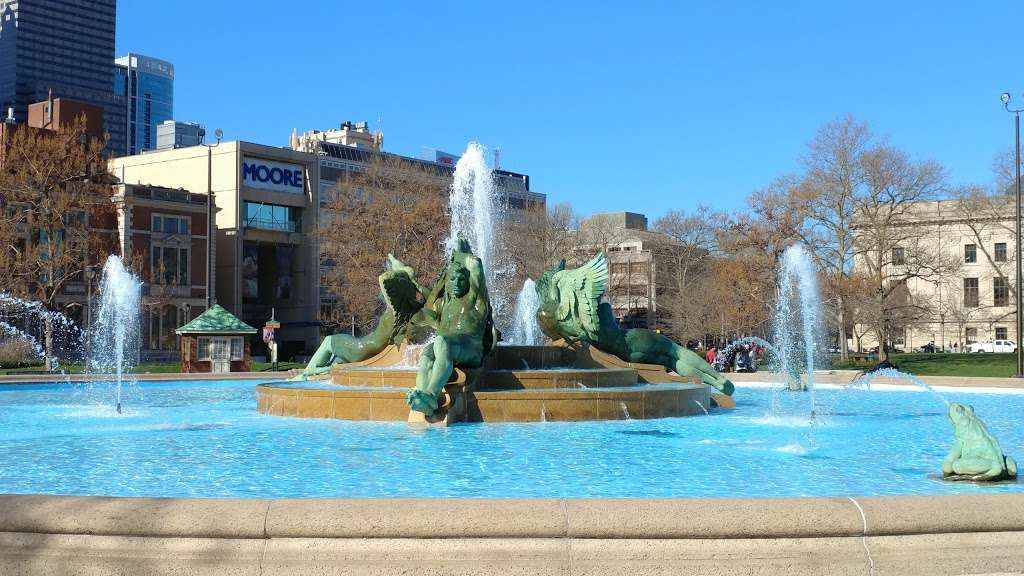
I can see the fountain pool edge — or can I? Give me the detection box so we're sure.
[1,494,1023,575]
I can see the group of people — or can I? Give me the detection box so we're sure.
[697,342,760,374]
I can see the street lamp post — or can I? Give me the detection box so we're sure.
[1001,93,1024,377]
[200,128,224,310]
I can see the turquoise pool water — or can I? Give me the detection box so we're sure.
[0,378,1021,498]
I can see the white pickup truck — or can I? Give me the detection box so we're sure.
[968,340,1017,353]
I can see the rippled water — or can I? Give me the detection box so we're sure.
[0,379,1021,498]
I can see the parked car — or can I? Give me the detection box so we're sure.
[914,342,940,353]
[967,340,1017,353]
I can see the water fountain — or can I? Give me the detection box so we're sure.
[508,279,543,346]
[86,255,142,414]
[445,142,514,333]
[773,244,822,399]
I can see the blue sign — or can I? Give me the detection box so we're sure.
[242,158,304,193]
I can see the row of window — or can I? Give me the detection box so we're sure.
[152,214,190,235]
[963,277,1010,307]
[892,243,1010,266]
[965,243,1008,264]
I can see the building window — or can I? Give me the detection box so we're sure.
[963,278,979,307]
[995,243,1008,262]
[230,337,243,360]
[152,214,190,235]
[966,328,978,344]
[197,337,210,360]
[151,245,189,285]
[891,247,905,265]
[996,327,1008,341]
[243,202,301,232]
[994,277,1010,307]
[965,244,977,263]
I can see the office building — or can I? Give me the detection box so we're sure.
[851,199,1019,352]
[156,120,203,150]
[115,54,174,155]
[0,0,125,155]
[110,142,322,357]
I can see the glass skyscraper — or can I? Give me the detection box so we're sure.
[115,53,174,155]
[0,0,125,155]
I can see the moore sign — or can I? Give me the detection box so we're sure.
[242,158,304,194]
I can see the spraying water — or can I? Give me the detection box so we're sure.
[87,256,142,414]
[508,279,543,345]
[774,245,822,398]
[445,142,513,333]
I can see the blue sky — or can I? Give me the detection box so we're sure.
[118,1,1024,220]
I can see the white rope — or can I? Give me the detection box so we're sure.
[847,496,875,576]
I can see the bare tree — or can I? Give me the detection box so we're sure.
[852,145,956,361]
[0,118,113,368]
[508,201,581,281]
[318,153,449,333]
[650,208,720,341]
[796,116,873,360]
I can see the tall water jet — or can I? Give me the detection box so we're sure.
[445,142,513,332]
[87,256,142,414]
[508,279,543,345]
[773,244,823,406]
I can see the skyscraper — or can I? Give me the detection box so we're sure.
[115,53,174,155]
[0,0,125,155]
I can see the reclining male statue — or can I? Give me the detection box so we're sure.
[405,239,497,416]
[535,254,734,395]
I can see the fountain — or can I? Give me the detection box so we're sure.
[773,244,822,398]
[508,279,543,346]
[86,255,142,414]
[445,142,514,333]
[0,292,83,371]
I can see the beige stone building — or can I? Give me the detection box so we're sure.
[852,198,1018,352]
[577,212,669,330]
[110,142,322,357]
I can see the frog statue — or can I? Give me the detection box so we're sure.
[942,402,1017,482]
[535,254,734,395]
[292,254,427,381]
[405,238,498,416]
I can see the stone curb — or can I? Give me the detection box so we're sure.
[0,372,292,384]
[2,494,1023,540]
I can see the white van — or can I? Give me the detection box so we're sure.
[968,340,1017,353]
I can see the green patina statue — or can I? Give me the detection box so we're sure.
[405,239,497,416]
[942,402,1017,481]
[292,255,426,381]
[535,253,734,395]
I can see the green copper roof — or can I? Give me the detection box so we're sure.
[175,304,257,335]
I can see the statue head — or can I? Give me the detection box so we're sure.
[948,402,975,428]
[448,264,471,297]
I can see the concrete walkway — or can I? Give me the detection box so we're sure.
[730,369,1024,389]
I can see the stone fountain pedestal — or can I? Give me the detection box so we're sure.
[257,342,731,424]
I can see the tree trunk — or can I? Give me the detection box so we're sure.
[44,315,54,372]
[837,294,849,361]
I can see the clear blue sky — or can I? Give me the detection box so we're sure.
[117,1,1024,220]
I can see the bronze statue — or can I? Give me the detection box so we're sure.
[535,253,734,395]
[405,239,497,415]
[942,402,1017,481]
[292,255,425,380]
